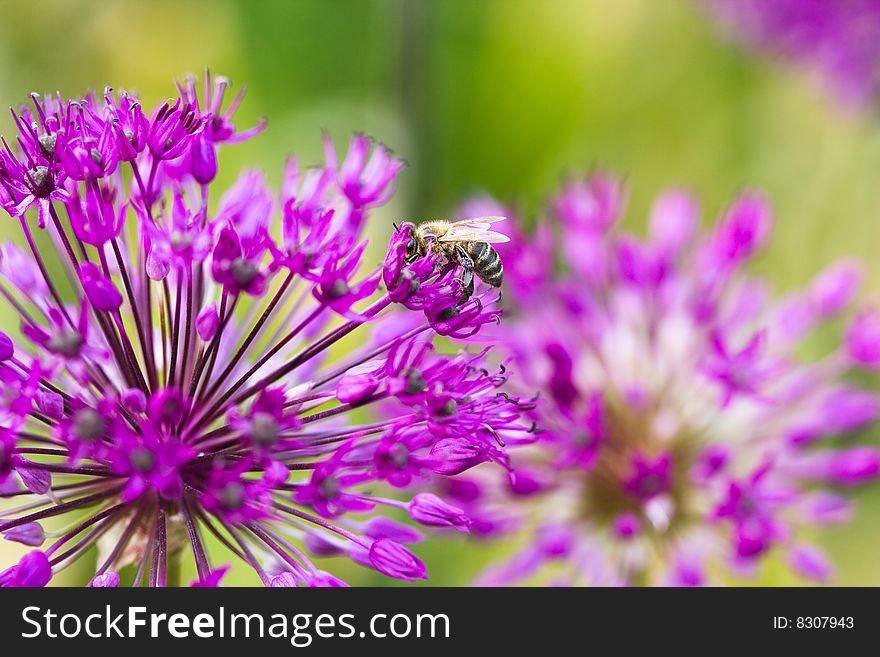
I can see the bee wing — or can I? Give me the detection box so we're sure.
[438,216,510,243]
[437,229,511,243]
[463,215,507,225]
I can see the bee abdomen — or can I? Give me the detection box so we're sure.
[467,242,503,288]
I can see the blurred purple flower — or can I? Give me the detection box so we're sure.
[462,173,880,586]
[712,0,880,106]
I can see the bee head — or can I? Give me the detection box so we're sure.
[405,234,419,262]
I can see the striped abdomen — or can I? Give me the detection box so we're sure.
[466,241,503,288]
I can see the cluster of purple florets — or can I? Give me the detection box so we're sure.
[0,75,533,587]
[448,175,880,585]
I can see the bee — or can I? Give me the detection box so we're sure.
[403,216,509,300]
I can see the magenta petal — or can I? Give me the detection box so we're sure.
[649,188,698,255]
[714,193,772,263]
[262,460,290,486]
[191,565,230,588]
[613,513,641,540]
[122,388,147,413]
[121,476,147,502]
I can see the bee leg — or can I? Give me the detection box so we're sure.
[454,244,474,270]
[462,269,475,300]
[454,245,475,299]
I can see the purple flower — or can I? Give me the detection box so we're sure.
[622,453,671,502]
[0,76,530,587]
[0,145,70,228]
[460,174,880,586]
[711,0,880,107]
[329,133,404,209]
[57,398,115,463]
[178,72,266,146]
[199,462,272,524]
[210,225,271,296]
[142,188,214,277]
[67,184,125,247]
[613,513,641,540]
[104,89,148,163]
[312,243,380,318]
[147,98,204,161]
[704,330,781,406]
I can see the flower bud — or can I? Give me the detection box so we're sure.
[191,133,218,184]
[2,522,45,547]
[368,539,427,581]
[0,550,51,587]
[79,262,122,312]
[0,332,13,361]
[270,571,298,587]
[88,572,121,588]
[408,493,470,532]
[196,304,220,341]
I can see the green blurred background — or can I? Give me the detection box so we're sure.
[1,0,879,585]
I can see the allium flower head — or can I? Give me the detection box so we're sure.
[0,76,532,587]
[712,0,880,106]
[458,175,880,586]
